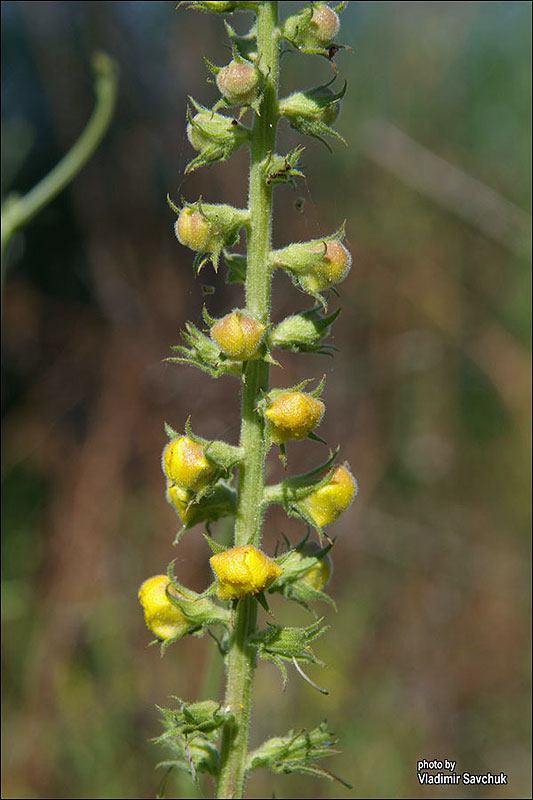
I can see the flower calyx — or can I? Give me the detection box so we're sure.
[155,697,235,780]
[185,98,251,174]
[279,80,347,148]
[210,545,283,601]
[248,618,327,688]
[270,306,340,355]
[269,223,351,307]
[261,147,306,187]
[245,722,348,787]
[282,2,347,57]
[167,482,238,542]
[171,196,250,273]
[270,535,336,612]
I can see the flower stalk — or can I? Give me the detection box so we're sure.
[139,2,355,798]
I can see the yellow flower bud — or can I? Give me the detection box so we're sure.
[211,310,265,360]
[265,391,325,444]
[175,208,216,252]
[138,575,189,640]
[210,545,283,600]
[299,542,333,591]
[310,4,340,45]
[166,483,197,523]
[216,61,261,106]
[304,240,352,292]
[303,464,357,528]
[162,436,216,491]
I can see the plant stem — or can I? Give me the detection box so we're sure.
[1,52,118,267]
[216,4,279,798]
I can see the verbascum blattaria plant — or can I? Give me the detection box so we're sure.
[138,2,357,797]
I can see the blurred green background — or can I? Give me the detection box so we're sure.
[1,2,531,798]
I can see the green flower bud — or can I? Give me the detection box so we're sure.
[302,464,357,527]
[176,208,217,252]
[270,235,352,294]
[265,391,325,444]
[302,240,352,292]
[216,60,261,106]
[173,201,250,272]
[211,309,265,360]
[270,307,339,353]
[162,436,217,491]
[308,4,340,46]
[185,106,250,172]
[282,4,341,54]
[167,482,238,530]
[280,85,341,127]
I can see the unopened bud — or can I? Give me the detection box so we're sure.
[167,484,197,524]
[162,436,216,491]
[265,391,325,444]
[216,60,261,106]
[303,240,352,292]
[175,208,217,253]
[298,542,333,590]
[283,4,341,53]
[310,4,340,45]
[138,575,190,640]
[210,545,283,600]
[280,86,341,127]
[211,310,265,360]
[303,464,357,527]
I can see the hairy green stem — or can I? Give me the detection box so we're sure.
[216,4,279,798]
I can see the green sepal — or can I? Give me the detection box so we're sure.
[249,618,327,672]
[154,697,235,780]
[202,533,227,555]
[245,721,351,787]
[261,147,305,187]
[171,196,250,274]
[223,19,258,60]
[183,416,244,473]
[269,535,336,613]
[168,482,238,543]
[167,320,243,379]
[224,251,247,284]
[269,306,340,354]
[185,97,251,174]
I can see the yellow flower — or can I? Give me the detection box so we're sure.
[162,436,216,491]
[303,464,357,527]
[210,545,283,600]
[265,391,325,444]
[138,575,189,640]
[211,310,265,360]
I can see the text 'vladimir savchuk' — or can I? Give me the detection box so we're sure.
[417,760,508,786]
